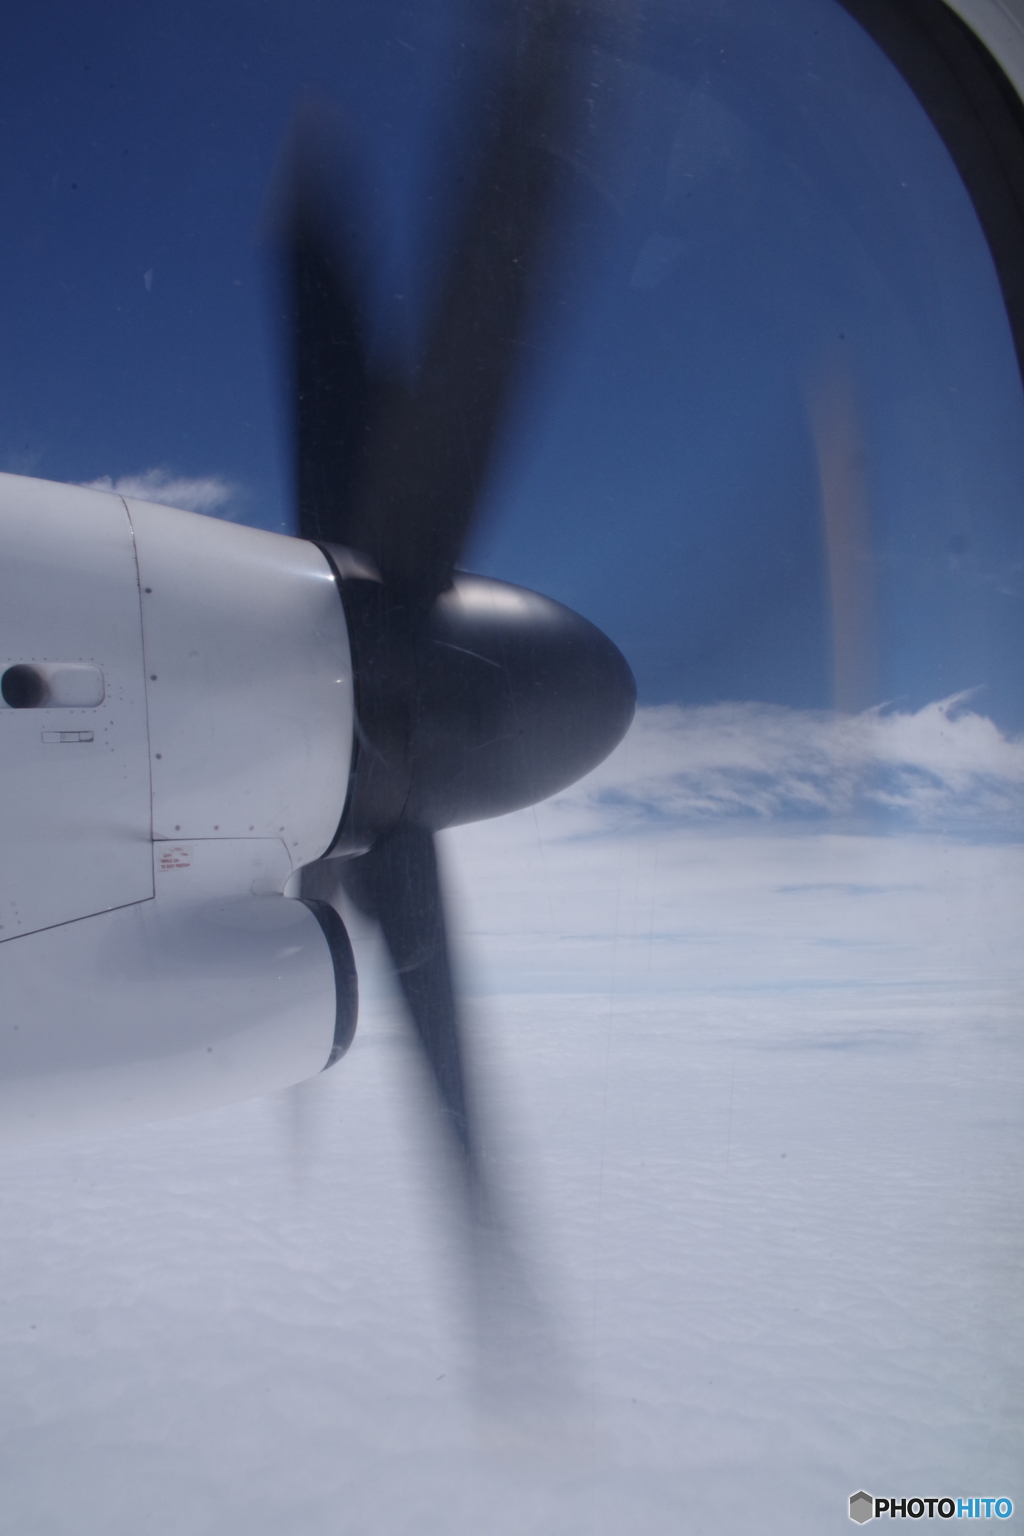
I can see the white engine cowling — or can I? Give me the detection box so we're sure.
[0,472,357,1142]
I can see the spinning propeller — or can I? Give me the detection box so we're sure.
[275,1,635,1207]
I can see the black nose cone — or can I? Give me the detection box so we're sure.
[406,574,636,829]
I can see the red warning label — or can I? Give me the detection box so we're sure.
[159,845,193,872]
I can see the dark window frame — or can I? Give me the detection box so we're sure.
[838,0,1024,382]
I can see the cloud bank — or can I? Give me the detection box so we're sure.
[548,695,1024,836]
[433,693,1024,1007]
[83,468,236,517]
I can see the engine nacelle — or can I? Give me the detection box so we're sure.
[0,838,357,1143]
[0,467,633,1144]
[0,473,358,1142]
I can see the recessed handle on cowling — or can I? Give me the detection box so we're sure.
[1,663,105,709]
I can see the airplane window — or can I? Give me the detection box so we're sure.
[0,1,1020,1531]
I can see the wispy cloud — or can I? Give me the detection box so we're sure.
[544,696,1024,836]
[82,468,237,517]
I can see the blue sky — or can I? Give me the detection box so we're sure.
[2,0,1024,731]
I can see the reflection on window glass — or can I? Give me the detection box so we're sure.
[0,0,1020,1531]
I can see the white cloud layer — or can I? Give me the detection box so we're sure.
[82,468,236,517]
[1,690,1022,1532]
[545,696,1024,836]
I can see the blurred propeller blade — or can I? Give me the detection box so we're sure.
[277,105,378,546]
[338,824,476,1171]
[278,2,585,605]
[344,1,583,607]
[272,4,629,1286]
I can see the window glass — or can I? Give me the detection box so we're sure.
[0,1,1019,1530]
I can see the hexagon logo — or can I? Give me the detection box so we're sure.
[849,1491,874,1524]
